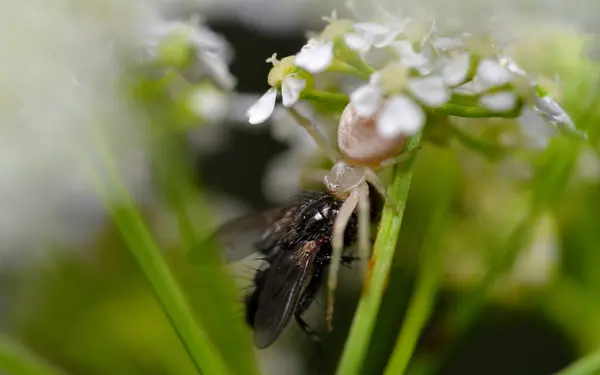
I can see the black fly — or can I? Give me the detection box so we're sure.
[194,186,381,349]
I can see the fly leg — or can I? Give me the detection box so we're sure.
[321,254,359,268]
[295,264,327,344]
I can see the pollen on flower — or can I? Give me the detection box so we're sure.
[377,63,409,94]
[267,55,297,86]
[320,17,355,42]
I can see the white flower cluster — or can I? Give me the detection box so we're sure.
[245,7,583,143]
[140,14,237,91]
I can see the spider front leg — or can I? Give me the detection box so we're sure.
[356,182,371,281]
[364,146,422,213]
[326,188,360,331]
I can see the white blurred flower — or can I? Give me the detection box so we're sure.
[476,58,514,89]
[390,40,432,74]
[187,86,231,124]
[344,20,407,54]
[349,66,452,137]
[140,15,236,90]
[533,95,580,137]
[480,91,518,112]
[246,55,306,125]
[440,53,471,86]
[517,108,560,150]
[0,0,159,263]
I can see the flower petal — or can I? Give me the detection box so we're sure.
[431,37,464,51]
[499,56,527,77]
[476,59,512,88]
[350,84,382,117]
[533,96,586,139]
[391,40,429,70]
[353,22,390,35]
[377,95,425,138]
[246,87,277,124]
[441,53,471,86]
[196,50,237,90]
[479,92,517,112]
[373,29,402,48]
[295,40,334,73]
[281,75,306,107]
[407,76,450,107]
[518,108,559,150]
[344,33,373,53]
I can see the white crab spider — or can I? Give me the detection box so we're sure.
[289,103,419,330]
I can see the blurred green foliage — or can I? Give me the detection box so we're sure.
[1,16,600,375]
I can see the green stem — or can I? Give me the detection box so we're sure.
[383,165,453,375]
[335,134,422,375]
[87,129,232,375]
[556,348,600,375]
[447,124,508,161]
[301,90,349,107]
[328,59,370,79]
[434,100,524,118]
[0,335,68,375]
[334,42,376,78]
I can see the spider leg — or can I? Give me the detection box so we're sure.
[364,168,399,214]
[364,147,421,214]
[327,188,360,331]
[295,314,322,344]
[357,183,371,280]
[287,107,340,162]
[380,146,422,169]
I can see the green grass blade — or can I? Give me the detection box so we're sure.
[335,134,421,375]
[383,153,457,375]
[556,348,600,375]
[0,335,68,375]
[87,129,232,375]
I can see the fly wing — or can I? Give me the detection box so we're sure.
[252,241,320,349]
[188,208,283,265]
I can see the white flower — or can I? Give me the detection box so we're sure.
[431,37,465,52]
[349,83,382,117]
[281,75,306,106]
[378,95,426,137]
[349,69,441,138]
[141,16,237,90]
[406,76,451,107]
[295,39,334,73]
[517,108,559,150]
[440,53,471,86]
[479,92,518,112]
[245,54,306,125]
[390,40,431,74]
[343,18,408,57]
[187,86,230,124]
[533,95,584,138]
[246,88,278,125]
[476,58,513,89]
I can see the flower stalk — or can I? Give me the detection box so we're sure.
[335,134,422,375]
[383,156,456,375]
[0,335,69,375]
[87,126,233,375]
